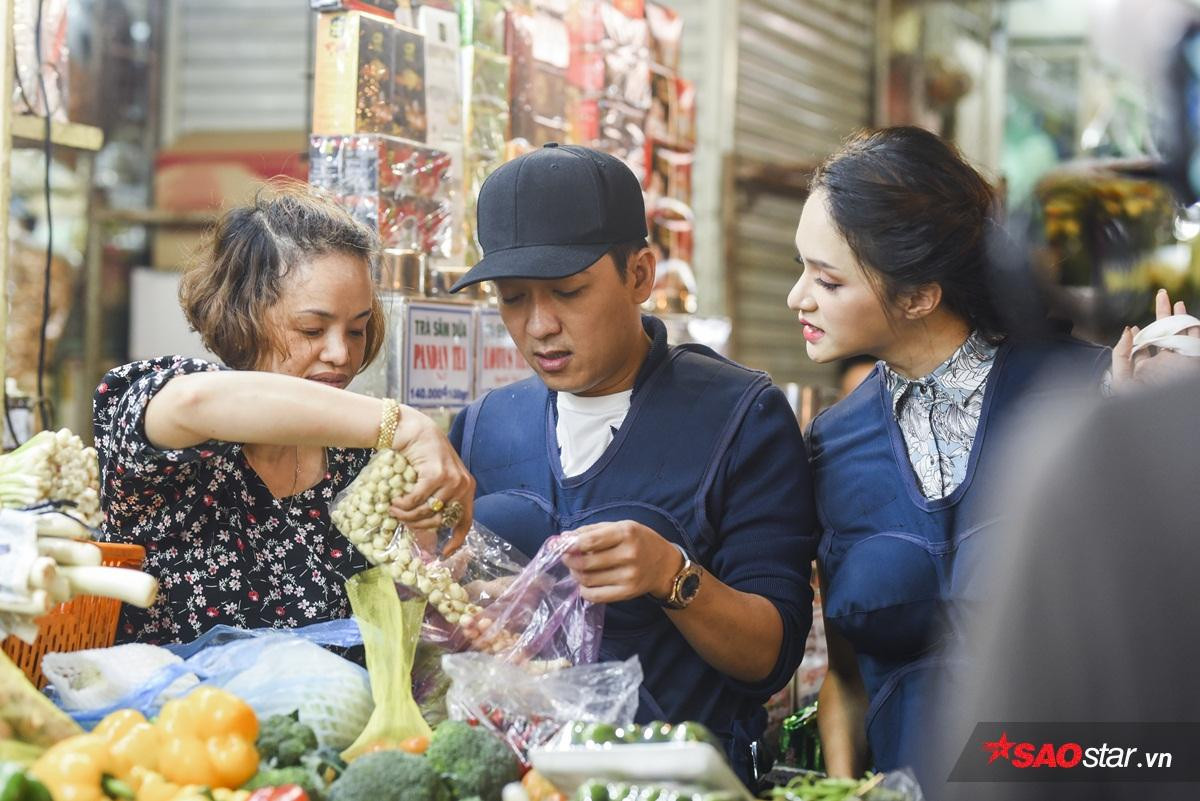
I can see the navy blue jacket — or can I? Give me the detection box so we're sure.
[450,316,817,779]
[808,336,1109,791]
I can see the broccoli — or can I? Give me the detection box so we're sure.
[327,751,450,801]
[243,766,326,801]
[258,711,320,767]
[425,721,521,801]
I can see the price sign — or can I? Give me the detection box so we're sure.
[475,308,533,392]
[404,303,475,408]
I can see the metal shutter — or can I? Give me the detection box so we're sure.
[162,0,310,141]
[729,0,876,386]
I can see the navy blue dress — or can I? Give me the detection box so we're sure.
[807,337,1109,792]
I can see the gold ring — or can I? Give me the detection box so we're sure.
[427,496,445,513]
[439,500,464,529]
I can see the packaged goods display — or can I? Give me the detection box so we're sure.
[313,11,428,140]
[310,135,454,256]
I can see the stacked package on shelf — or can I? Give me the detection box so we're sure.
[508,2,571,149]
[556,0,654,180]
[312,8,429,141]
[310,2,464,260]
[418,2,469,262]
[310,134,455,258]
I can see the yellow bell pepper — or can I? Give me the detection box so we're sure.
[28,734,133,801]
[155,686,260,789]
[128,765,253,801]
[93,708,162,780]
[127,765,185,801]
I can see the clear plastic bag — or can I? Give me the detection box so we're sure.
[868,769,925,801]
[48,620,373,751]
[447,533,604,668]
[331,451,603,668]
[443,651,642,762]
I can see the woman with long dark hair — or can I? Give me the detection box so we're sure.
[789,127,1110,789]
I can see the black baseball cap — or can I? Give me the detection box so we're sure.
[450,143,648,292]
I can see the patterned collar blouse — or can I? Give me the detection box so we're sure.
[883,331,1000,500]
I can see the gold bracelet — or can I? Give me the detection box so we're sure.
[375,398,400,451]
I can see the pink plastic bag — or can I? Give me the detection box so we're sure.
[422,532,603,669]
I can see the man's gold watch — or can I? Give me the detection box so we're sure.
[657,543,702,610]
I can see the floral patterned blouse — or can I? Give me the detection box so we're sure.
[883,331,1001,499]
[93,356,371,644]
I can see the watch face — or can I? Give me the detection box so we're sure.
[680,571,701,599]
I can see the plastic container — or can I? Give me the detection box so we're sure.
[530,741,753,800]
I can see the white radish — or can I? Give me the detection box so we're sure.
[57,566,159,608]
[27,557,58,590]
[0,590,51,616]
[47,575,72,604]
[36,538,102,566]
[35,513,91,540]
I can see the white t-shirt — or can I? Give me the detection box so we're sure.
[555,389,633,477]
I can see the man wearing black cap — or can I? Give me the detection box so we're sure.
[449,143,817,782]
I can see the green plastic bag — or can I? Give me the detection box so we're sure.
[341,568,433,761]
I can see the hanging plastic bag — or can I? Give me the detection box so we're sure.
[419,522,533,634]
[412,639,454,728]
[443,651,642,763]
[331,451,530,628]
[341,567,432,761]
[331,450,601,668]
[450,533,604,669]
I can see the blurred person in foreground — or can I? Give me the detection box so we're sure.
[788,127,1111,792]
[939,306,1200,801]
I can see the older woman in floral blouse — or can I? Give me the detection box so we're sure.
[93,183,473,643]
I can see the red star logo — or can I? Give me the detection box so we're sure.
[983,731,1016,764]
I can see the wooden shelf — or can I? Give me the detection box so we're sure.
[10,115,104,152]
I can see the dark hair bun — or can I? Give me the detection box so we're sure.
[811,126,1004,336]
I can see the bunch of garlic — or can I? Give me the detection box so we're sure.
[0,428,102,528]
[331,449,483,626]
